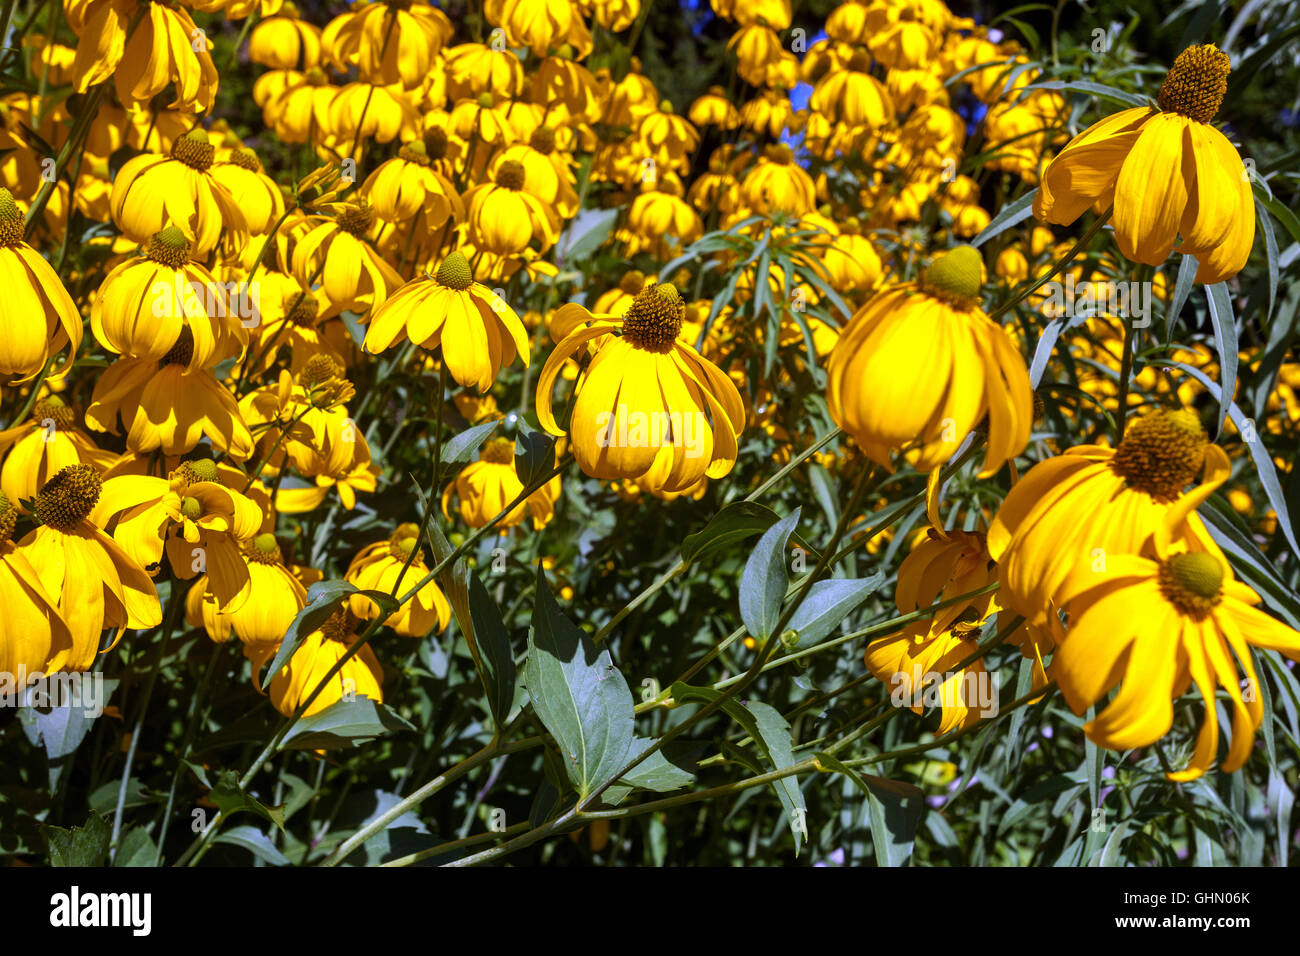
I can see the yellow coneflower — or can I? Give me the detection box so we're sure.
[739,144,816,217]
[442,437,561,530]
[244,607,384,717]
[91,226,247,372]
[825,245,1033,477]
[0,492,73,683]
[111,129,249,257]
[462,159,559,256]
[93,458,263,608]
[988,408,1231,632]
[344,524,451,638]
[1052,501,1300,780]
[0,188,82,381]
[290,198,404,317]
[209,147,286,237]
[359,139,462,229]
[18,465,161,673]
[1034,45,1254,283]
[0,396,113,506]
[189,533,308,645]
[810,48,895,130]
[70,0,219,113]
[364,251,530,392]
[537,282,746,494]
[249,4,323,71]
[86,332,256,461]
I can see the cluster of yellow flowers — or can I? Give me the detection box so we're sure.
[0,0,1295,789]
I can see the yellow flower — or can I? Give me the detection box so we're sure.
[71,0,219,113]
[442,437,561,530]
[0,493,73,683]
[91,226,248,371]
[110,129,249,258]
[486,0,585,57]
[18,465,161,673]
[93,458,263,609]
[244,607,384,717]
[537,283,746,494]
[1053,501,1300,780]
[739,144,816,217]
[810,49,895,130]
[86,334,256,461]
[988,408,1231,631]
[0,396,113,507]
[360,139,463,228]
[290,199,404,316]
[345,524,451,637]
[209,148,286,237]
[825,245,1033,477]
[1034,45,1253,283]
[324,1,451,90]
[0,188,82,381]
[249,4,322,70]
[689,86,742,130]
[462,160,559,255]
[365,251,530,392]
[188,533,307,645]
[263,67,337,143]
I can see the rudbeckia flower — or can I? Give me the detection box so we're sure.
[486,0,582,57]
[988,408,1231,631]
[825,245,1033,477]
[110,129,249,258]
[0,396,113,506]
[91,226,248,371]
[0,493,73,683]
[209,148,286,237]
[249,4,323,70]
[93,458,263,608]
[345,524,451,637]
[739,144,816,217]
[810,49,895,131]
[71,0,219,113]
[0,188,82,381]
[365,251,530,392]
[18,465,161,673]
[359,139,462,229]
[462,160,560,255]
[1034,45,1254,284]
[188,533,308,645]
[1052,500,1300,780]
[290,199,404,317]
[86,331,256,461]
[537,282,746,494]
[244,607,383,717]
[324,0,451,90]
[442,437,561,530]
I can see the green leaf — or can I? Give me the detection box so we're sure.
[815,752,924,866]
[440,419,499,465]
[514,424,557,488]
[45,813,111,867]
[112,827,158,867]
[1025,80,1148,107]
[739,508,800,640]
[207,770,287,831]
[612,738,697,795]
[971,187,1037,247]
[668,683,807,853]
[524,566,637,800]
[560,207,617,264]
[466,570,517,728]
[1254,185,1300,247]
[214,825,291,866]
[1165,253,1198,344]
[279,698,414,751]
[260,580,396,689]
[784,574,885,647]
[1203,282,1237,440]
[680,499,812,566]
